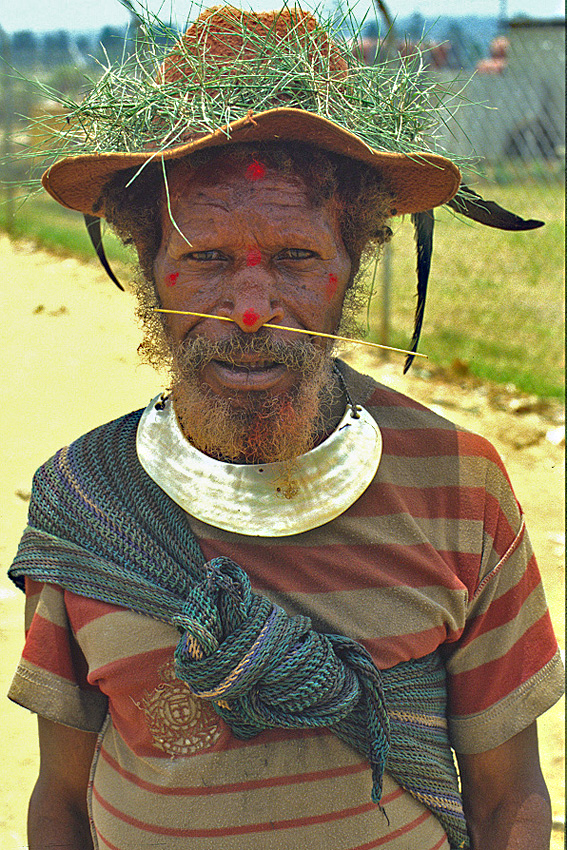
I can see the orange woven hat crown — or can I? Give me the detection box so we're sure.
[41,5,461,217]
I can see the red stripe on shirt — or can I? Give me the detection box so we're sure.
[482,491,521,560]
[456,429,507,469]
[64,589,129,628]
[363,626,457,669]
[380,428,458,458]
[448,614,558,714]
[367,388,428,411]
[464,556,543,640]
[100,744,375,796]
[22,613,78,683]
[93,829,122,850]
[346,483,481,522]
[24,577,44,597]
[93,786,378,836]
[349,809,432,848]
[198,541,470,595]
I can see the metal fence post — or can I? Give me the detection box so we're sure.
[380,240,392,355]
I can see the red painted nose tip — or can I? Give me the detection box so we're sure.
[242,309,260,327]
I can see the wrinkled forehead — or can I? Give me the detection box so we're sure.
[159,148,343,230]
[165,149,308,200]
[173,148,270,183]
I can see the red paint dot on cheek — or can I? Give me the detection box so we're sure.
[242,309,260,327]
[166,272,179,286]
[245,159,266,181]
[246,248,262,267]
[326,273,338,299]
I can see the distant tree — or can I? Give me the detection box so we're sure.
[46,64,87,95]
[97,26,128,64]
[362,20,379,40]
[42,31,72,67]
[446,22,474,68]
[148,20,179,52]
[75,34,92,60]
[407,12,425,41]
[11,30,38,67]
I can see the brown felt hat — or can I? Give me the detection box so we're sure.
[41,6,461,217]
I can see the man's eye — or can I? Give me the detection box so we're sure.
[183,250,224,261]
[278,248,316,260]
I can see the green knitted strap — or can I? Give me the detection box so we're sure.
[9,408,469,849]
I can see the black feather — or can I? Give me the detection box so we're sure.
[405,210,434,373]
[84,214,125,291]
[447,184,544,231]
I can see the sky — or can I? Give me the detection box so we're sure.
[2,0,564,33]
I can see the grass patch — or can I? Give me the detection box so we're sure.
[0,192,134,266]
[364,181,565,398]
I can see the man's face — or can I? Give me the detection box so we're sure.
[152,154,352,463]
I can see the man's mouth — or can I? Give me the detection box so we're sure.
[174,332,324,396]
[215,358,280,372]
[207,358,289,389]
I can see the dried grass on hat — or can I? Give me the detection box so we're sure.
[40,3,462,216]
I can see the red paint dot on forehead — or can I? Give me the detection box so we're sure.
[326,273,338,299]
[246,159,266,181]
[242,309,260,327]
[166,272,179,286]
[246,248,262,267]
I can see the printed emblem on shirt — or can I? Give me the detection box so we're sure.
[137,659,222,755]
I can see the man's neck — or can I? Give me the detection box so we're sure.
[171,362,347,465]
[311,369,348,449]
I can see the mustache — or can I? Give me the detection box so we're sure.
[174,331,326,373]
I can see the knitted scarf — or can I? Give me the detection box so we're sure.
[9,409,469,850]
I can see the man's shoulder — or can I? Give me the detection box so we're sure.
[340,360,501,464]
[24,404,161,551]
[340,358,458,429]
[36,406,147,476]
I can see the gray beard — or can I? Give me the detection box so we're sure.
[169,333,338,464]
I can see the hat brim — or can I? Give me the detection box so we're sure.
[42,107,461,216]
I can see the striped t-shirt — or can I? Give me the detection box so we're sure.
[9,364,564,850]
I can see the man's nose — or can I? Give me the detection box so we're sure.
[217,266,285,332]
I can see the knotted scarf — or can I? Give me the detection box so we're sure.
[9,408,469,849]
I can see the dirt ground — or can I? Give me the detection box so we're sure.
[0,234,564,849]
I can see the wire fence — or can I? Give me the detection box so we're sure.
[360,17,565,389]
[432,19,565,189]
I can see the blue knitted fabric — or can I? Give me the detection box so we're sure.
[9,409,469,850]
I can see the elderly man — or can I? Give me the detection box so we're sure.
[8,7,563,850]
